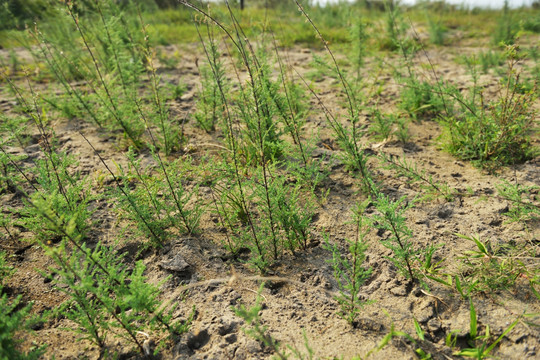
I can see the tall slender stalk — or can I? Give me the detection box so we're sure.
[65,1,141,147]
[293,0,375,195]
[193,19,264,262]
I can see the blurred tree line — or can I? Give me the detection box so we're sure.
[0,0,391,32]
[0,0,285,30]
[0,0,161,31]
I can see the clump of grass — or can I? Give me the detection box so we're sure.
[456,233,538,295]
[441,45,538,171]
[399,78,447,119]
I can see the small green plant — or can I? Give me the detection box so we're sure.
[324,201,373,325]
[395,116,410,143]
[419,244,446,282]
[112,148,202,248]
[234,284,314,360]
[519,46,540,95]
[211,160,315,271]
[399,78,446,119]
[0,113,29,148]
[522,13,540,33]
[47,241,190,356]
[372,193,419,283]
[376,318,434,359]
[368,108,412,144]
[362,318,417,359]
[294,0,376,195]
[478,50,505,74]
[0,144,27,195]
[0,292,45,360]
[0,251,14,286]
[427,16,447,46]
[0,212,16,241]
[380,152,455,201]
[27,0,183,153]
[492,0,518,46]
[496,180,540,222]
[182,2,320,271]
[453,275,473,300]
[6,137,93,245]
[348,17,369,90]
[456,233,534,294]
[449,299,521,359]
[194,25,228,133]
[269,173,315,253]
[2,74,94,246]
[381,1,410,52]
[234,284,286,358]
[369,109,394,141]
[114,150,171,245]
[441,45,538,171]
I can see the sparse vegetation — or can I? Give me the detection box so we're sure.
[324,201,373,324]
[0,0,538,358]
[440,45,538,171]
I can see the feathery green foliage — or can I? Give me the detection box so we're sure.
[441,46,538,171]
[496,181,540,222]
[324,201,373,325]
[373,193,419,282]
